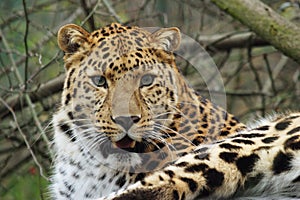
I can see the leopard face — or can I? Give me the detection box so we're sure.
[55,23,192,170]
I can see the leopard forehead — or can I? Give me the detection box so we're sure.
[58,23,180,80]
[87,24,152,76]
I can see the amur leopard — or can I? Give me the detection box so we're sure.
[50,23,300,200]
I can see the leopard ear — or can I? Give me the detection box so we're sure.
[57,24,90,53]
[150,27,181,52]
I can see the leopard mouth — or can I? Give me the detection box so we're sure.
[100,135,166,156]
[115,135,136,149]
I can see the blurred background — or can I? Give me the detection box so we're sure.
[0,0,299,199]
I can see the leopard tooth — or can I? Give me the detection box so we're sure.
[130,140,136,148]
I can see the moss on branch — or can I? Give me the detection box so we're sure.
[211,0,300,64]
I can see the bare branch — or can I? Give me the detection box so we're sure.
[197,32,268,50]
[211,0,300,64]
[22,0,30,90]
[0,74,64,117]
[102,0,123,23]
[0,97,48,180]
[80,0,96,30]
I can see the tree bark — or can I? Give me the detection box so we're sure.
[211,0,300,64]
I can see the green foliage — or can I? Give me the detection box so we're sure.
[1,164,49,200]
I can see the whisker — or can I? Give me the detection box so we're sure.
[146,133,176,161]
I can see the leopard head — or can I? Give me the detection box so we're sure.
[56,23,193,171]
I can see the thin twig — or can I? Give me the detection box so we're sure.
[0,1,56,29]
[0,29,53,159]
[0,97,48,181]
[0,74,64,116]
[80,0,101,28]
[247,37,265,116]
[102,0,123,23]
[262,55,288,93]
[27,50,62,83]
[263,54,277,95]
[196,88,271,97]
[22,0,30,90]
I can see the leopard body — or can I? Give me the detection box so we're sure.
[50,23,300,200]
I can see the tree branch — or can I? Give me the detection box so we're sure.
[197,32,268,50]
[0,74,64,118]
[211,0,300,64]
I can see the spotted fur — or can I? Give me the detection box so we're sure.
[50,23,299,200]
[104,113,300,199]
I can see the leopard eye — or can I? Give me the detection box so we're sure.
[140,74,156,87]
[91,75,107,88]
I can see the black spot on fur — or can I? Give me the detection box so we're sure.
[74,104,82,112]
[262,136,279,144]
[65,93,71,105]
[292,175,300,183]
[72,172,79,179]
[180,177,198,192]
[232,139,255,145]
[66,68,75,89]
[159,175,164,181]
[287,126,300,135]
[59,123,76,142]
[284,135,300,150]
[220,130,230,136]
[219,152,238,163]
[236,154,259,176]
[229,121,236,126]
[99,174,106,180]
[64,181,74,192]
[67,111,74,120]
[199,106,204,114]
[243,173,264,189]
[285,115,300,120]
[192,138,201,146]
[175,161,189,167]
[173,190,179,200]
[135,173,146,182]
[196,188,210,198]
[205,168,224,189]
[164,170,175,178]
[275,120,291,130]
[135,52,143,58]
[185,163,208,173]
[116,175,126,188]
[201,123,208,128]
[254,125,270,131]
[59,190,71,198]
[272,151,293,174]
[84,192,92,198]
[194,153,209,160]
[219,143,242,150]
[181,192,186,200]
[239,133,266,138]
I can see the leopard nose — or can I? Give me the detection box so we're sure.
[113,116,140,131]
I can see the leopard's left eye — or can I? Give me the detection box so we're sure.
[140,74,156,87]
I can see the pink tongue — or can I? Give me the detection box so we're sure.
[116,136,134,149]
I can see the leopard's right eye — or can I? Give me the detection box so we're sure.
[91,75,107,88]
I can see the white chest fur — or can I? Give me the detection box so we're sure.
[50,112,132,200]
